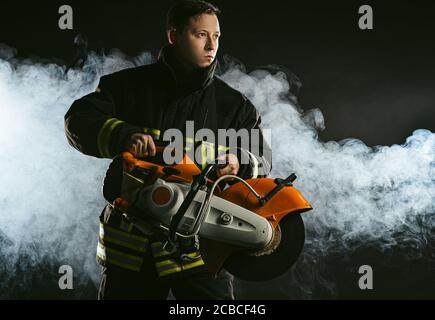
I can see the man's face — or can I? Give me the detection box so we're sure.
[170,13,221,69]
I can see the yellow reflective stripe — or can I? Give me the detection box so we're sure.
[201,142,216,169]
[97,251,141,272]
[182,252,203,261]
[155,256,205,276]
[218,145,230,152]
[155,259,179,268]
[183,137,230,168]
[97,242,143,272]
[153,252,170,258]
[181,252,205,270]
[201,143,208,170]
[97,242,143,261]
[185,252,201,258]
[100,234,147,253]
[155,259,182,277]
[154,251,171,258]
[97,118,124,158]
[182,259,205,271]
[143,127,161,137]
[99,223,148,252]
[152,244,205,277]
[101,223,148,243]
[97,118,117,156]
[184,138,194,153]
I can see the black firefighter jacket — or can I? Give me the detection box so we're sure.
[65,44,272,183]
[63,44,273,275]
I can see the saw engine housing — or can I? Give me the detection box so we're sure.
[135,178,274,250]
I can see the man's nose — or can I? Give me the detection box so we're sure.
[205,36,217,52]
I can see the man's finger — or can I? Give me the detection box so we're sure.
[217,165,231,176]
[216,166,237,180]
[137,141,146,158]
[148,137,156,157]
[129,144,138,157]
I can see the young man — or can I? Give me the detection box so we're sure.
[64,0,272,299]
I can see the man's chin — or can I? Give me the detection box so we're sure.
[196,61,212,68]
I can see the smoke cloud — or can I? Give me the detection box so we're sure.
[221,62,434,298]
[0,43,433,298]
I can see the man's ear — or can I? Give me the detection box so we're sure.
[167,28,178,45]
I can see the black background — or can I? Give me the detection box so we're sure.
[1,0,434,146]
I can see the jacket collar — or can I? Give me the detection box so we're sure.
[157,44,218,94]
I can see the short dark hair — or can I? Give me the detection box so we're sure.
[166,0,221,33]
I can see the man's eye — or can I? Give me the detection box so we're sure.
[198,33,206,37]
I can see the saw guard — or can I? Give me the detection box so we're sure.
[199,178,312,279]
[220,178,313,228]
[222,212,306,281]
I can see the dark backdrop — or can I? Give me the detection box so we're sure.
[1,0,433,146]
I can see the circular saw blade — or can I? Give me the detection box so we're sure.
[223,213,305,282]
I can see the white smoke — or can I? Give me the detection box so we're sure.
[0,44,155,298]
[0,43,433,298]
[220,63,434,298]
[221,64,434,242]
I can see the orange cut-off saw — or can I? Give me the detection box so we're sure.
[110,140,313,281]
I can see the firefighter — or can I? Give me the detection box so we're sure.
[64,0,272,300]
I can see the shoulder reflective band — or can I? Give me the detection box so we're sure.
[97,242,143,272]
[99,223,148,253]
[98,118,125,158]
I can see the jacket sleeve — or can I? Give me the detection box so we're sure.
[64,74,144,159]
[234,96,273,179]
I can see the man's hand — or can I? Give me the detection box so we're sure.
[216,153,240,178]
[125,133,156,158]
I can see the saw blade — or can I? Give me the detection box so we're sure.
[223,213,305,282]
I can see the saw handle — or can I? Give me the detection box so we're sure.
[134,139,175,163]
[259,173,297,205]
[165,163,223,249]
